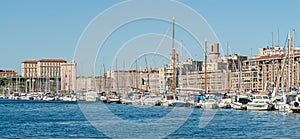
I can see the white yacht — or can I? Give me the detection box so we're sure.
[161,94,175,107]
[247,95,270,111]
[61,95,77,101]
[85,90,98,102]
[288,94,300,113]
[174,88,206,108]
[232,95,250,110]
[218,94,232,109]
[274,93,292,112]
[98,92,107,103]
[107,91,121,104]
[20,93,34,100]
[121,96,134,104]
[202,99,218,109]
[218,98,232,109]
[141,94,161,106]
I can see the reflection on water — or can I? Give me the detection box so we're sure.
[0,100,300,138]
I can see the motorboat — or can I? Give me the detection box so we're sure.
[107,91,121,104]
[141,94,162,106]
[171,99,194,107]
[98,92,107,103]
[247,95,271,111]
[194,95,206,108]
[175,87,206,108]
[60,95,77,101]
[218,98,232,109]
[202,99,218,109]
[121,96,134,104]
[218,93,232,109]
[171,93,194,107]
[232,95,250,110]
[161,94,175,107]
[274,93,292,112]
[85,90,98,102]
[289,94,300,113]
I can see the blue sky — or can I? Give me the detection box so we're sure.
[1,0,300,74]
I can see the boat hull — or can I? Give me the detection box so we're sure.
[247,103,269,111]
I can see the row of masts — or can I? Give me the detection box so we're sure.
[96,18,296,94]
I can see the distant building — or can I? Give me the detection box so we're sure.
[21,60,38,78]
[259,46,300,56]
[222,54,247,72]
[60,60,76,93]
[199,43,247,92]
[0,70,18,78]
[76,76,97,92]
[179,58,202,74]
[107,68,160,94]
[243,51,300,92]
[20,59,78,93]
[22,59,67,78]
[259,46,284,56]
[37,59,66,78]
[177,58,202,88]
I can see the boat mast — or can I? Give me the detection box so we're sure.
[99,66,102,92]
[116,58,119,93]
[272,32,275,91]
[291,29,295,89]
[145,56,150,91]
[135,60,138,90]
[250,48,253,92]
[123,60,125,94]
[171,17,176,94]
[287,30,291,92]
[179,40,183,88]
[238,49,242,93]
[110,66,112,92]
[15,76,18,93]
[226,41,230,92]
[103,64,107,93]
[204,40,208,93]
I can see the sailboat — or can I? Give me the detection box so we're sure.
[274,29,298,112]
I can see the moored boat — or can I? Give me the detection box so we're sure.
[218,93,232,109]
[232,95,250,110]
[85,90,98,102]
[107,91,121,104]
[247,95,270,111]
[202,99,218,109]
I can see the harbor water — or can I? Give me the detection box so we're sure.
[1,100,300,138]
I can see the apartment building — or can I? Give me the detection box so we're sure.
[243,51,300,92]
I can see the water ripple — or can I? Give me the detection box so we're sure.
[0,101,300,138]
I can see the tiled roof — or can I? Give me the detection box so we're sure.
[247,52,300,61]
[0,70,16,73]
[39,59,67,63]
[22,59,67,63]
[22,60,38,63]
